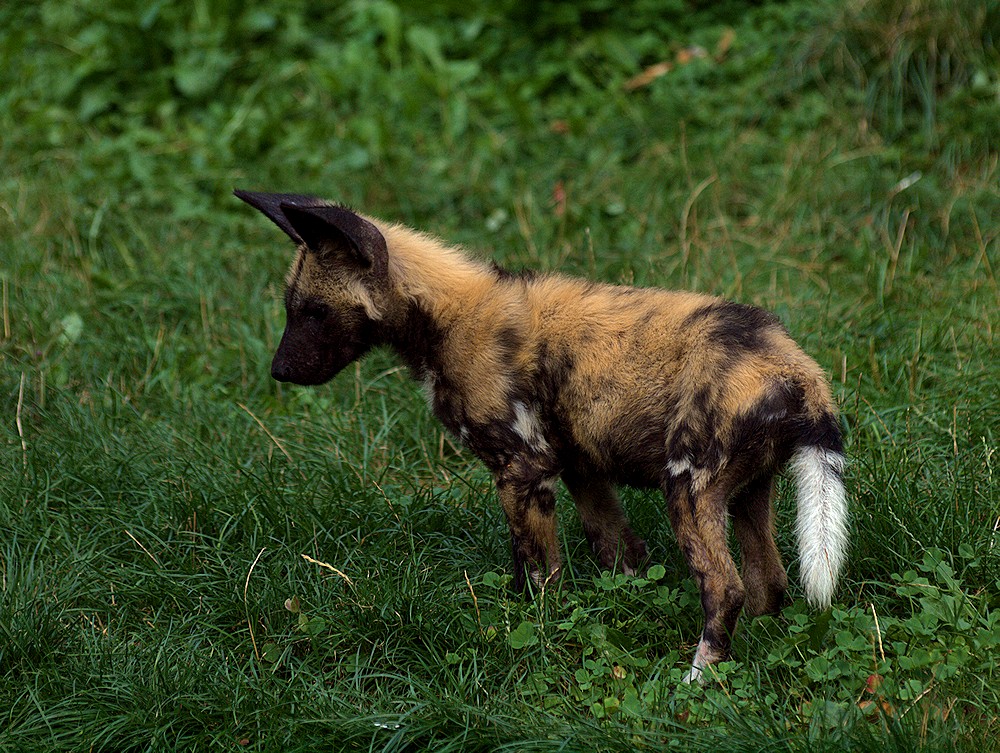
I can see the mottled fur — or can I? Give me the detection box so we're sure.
[235,190,849,681]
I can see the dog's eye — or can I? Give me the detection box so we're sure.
[300,302,328,321]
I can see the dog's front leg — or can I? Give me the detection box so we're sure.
[495,455,562,594]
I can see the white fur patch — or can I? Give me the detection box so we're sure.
[682,636,721,685]
[666,457,711,493]
[666,458,693,476]
[421,374,436,409]
[512,401,550,452]
[791,446,848,610]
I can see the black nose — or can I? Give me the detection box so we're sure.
[271,357,292,382]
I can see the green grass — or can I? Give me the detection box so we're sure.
[2,0,998,750]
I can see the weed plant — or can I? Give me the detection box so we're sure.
[1,0,997,750]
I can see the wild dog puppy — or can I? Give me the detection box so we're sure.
[235,190,848,683]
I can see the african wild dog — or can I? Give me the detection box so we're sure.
[235,190,848,682]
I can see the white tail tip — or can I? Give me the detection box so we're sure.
[791,446,848,609]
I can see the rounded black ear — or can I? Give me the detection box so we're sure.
[279,203,388,276]
[233,189,324,245]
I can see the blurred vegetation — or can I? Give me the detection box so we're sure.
[4,0,996,214]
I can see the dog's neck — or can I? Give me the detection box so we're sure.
[367,219,499,374]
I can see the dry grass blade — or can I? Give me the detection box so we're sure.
[124,529,160,565]
[301,554,353,585]
[238,402,293,462]
[244,547,268,661]
[16,371,26,466]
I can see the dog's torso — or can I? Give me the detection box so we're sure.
[401,265,832,493]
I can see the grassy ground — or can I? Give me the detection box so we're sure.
[1,0,998,750]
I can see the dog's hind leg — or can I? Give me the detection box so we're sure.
[730,474,788,617]
[562,471,647,575]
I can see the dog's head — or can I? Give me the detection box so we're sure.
[235,190,391,385]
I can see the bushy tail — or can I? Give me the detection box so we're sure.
[791,442,848,609]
